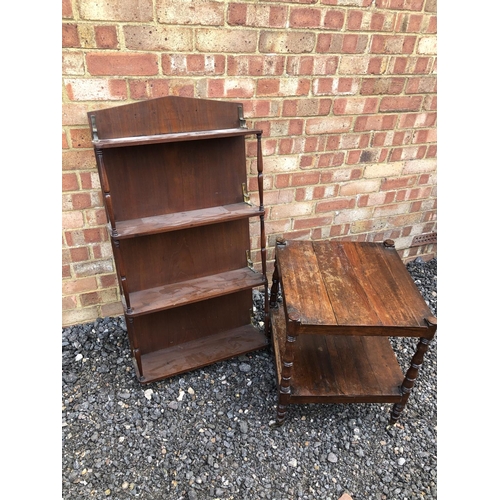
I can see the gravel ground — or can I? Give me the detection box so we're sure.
[62,257,437,500]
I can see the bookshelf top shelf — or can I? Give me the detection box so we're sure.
[92,127,262,149]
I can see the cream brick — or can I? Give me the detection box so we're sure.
[78,0,153,21]
[63,307,100,327]
[334,207,373,223]
[402,158,437,175]
[418,37,437,55]
[306,117,352,135]
[350,218,387,234]
[373,203,411,218]
[265,156,300,173]
[62,51,85,75]
[196,29,257,52]
[62,211,85,229]
[338,55,370,75]
[270,202,314,219]
[64,78,126,101]
[124,26,193,51]
[158,0,224,25]
[364,162,404,178]
[259,31,315,54]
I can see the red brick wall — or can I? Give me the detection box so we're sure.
[62,0,437,327]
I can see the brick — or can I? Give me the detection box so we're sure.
[259,31,315,54]
[364,161,404,179]
[425,0,437,13]
[317,33,368,54]
[426,15,437,33]
[290,7,322,28]
[395,13,424,33]
[128,79,170,100]
[257,78,280,96]
[347,10,395,31]
[162,54,225,76]
[313,77,359,96]
[381,177,417,192]
[70,193,92,210]
[375,0,425,10]
[339,180,380,196]
[388,56,433,75]
[158,0,224,25]
[197,29,257,53]
[62,172,79,192]
[402,158,436,174]
[417,36,437,55]
[124,26,193,51]
[99,274,119,289]
[338,55,372,75]
[265,155,300,174]
[283,98,332,117]
[324,10,345,30]
[372,130,412,147]
[78,0,153,21]
[62,51,85,76]
[101,302,124,318]
[316,198,356,213]
[227,55,285,76]
[339,133,370,150]
[291,172,320,186]
[63,307,100,327]
[229,3,287,28]
[324,0,371,5]
[76,24,95,48]
[374,202,411,218]
[294,216,335,230]
[62,276,98,295]
[62,151,96,173]
[208,78,254,99]
[334,207,373,224]
[62,211,85,230]
[86,52,158,76]
[412,128,436,144]
[399,112,437,128]
[73,258,114,277]
[306,116,352,134]
[371,35,416,54]
[367,57,389,75]
[354,115,397,132]
[347,148,383,165]
[334,97,379,115]
[406,76,437,94]
[270,202,314,220]
[65,78,127,101]
[379,96,423,112]
[391,145,427,162]
[62,0,73,18]
[361,77,405,95]
[63,24,79,48]
[69,128,92,148]
[94,26,119,49]
[62,295,78,311]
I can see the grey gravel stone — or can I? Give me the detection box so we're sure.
[62,257,437,500]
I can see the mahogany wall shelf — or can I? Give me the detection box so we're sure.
[88,96,269,384]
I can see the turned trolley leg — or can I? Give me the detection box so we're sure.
[390,333,435,424]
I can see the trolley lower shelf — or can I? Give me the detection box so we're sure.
[271,303,404,404]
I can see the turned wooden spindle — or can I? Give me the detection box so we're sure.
[256,132,269,337]
[276,310,300,425]
[390,315,437,424]
[269,239,286,310]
